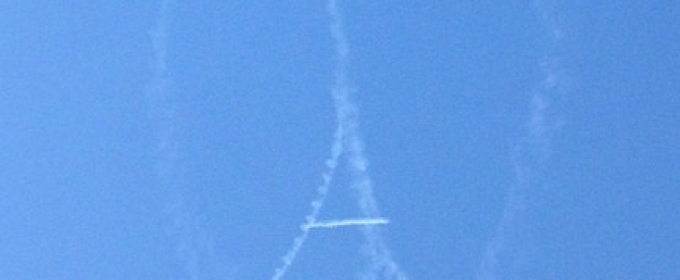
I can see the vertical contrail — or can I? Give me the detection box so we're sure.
[147,1,211,279]
[272,1,408,280]
[478,1,567,279]
[327,1,408,279]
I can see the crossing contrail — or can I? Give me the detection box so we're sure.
[327,1,409,279]
[270,12,346,277]
[306,218,390,229]
[270,127,343,280]
[272,1,408,280]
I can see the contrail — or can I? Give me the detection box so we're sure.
[147,1,212,279]
[478,1,567,279]
[270,127,343,280]
[306,218,390,229]
[270,50,346,280]
[327,1,409,279]
[272,1,408,280]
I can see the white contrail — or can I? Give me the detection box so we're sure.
[307,218,390,229]
[327,1,409,280]
[270,48,346,280]
[478,1,567,279]
[270,128,343,280]
[272,1,408,280]
[147,1,212,279]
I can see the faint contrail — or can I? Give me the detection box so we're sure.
[478,1,567,279]
[327,1,409,279]
[306,218,390,229]
[147,1,211,279]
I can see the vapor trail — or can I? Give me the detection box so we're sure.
[271,1,408,279]
[270,47,346,280]
[327,1,409,279]
[478,1,567,279]
[307,218,390,229]
[147,1,211,279]
[270,127,343,280]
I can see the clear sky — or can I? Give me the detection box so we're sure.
[1,1,679,280]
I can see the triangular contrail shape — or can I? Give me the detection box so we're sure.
[327,1,409,279]
[271,1,408,280]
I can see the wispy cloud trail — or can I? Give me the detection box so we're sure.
[147,1,211,279]
[306,218,390,229]
[327,1,408,279]
[478,1,567,279]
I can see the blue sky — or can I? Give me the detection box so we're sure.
[2,1,679,279]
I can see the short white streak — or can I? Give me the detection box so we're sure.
[307,218,390,229]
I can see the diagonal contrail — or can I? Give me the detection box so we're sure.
[147,1,212,279]
[270,42,346,280]
[270,125,343,280]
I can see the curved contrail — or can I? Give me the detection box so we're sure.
[478,1,567,279]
